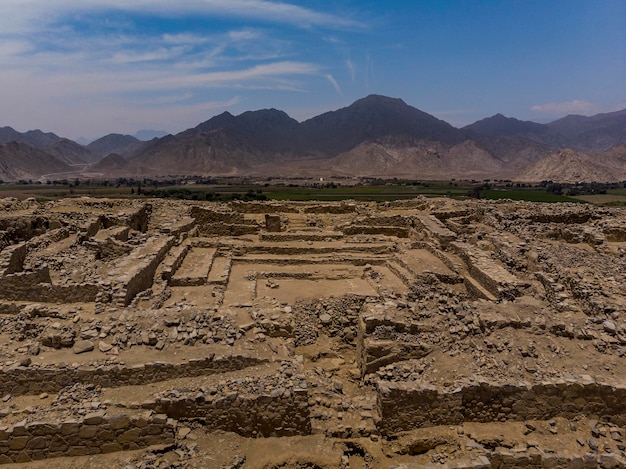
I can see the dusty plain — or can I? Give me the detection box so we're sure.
[0,196,625,468]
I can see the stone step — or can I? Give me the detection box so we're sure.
[170,247,217,286]
[386,260,415,287]
[207,256,232,285]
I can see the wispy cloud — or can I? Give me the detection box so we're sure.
[0,0,365,137]
[345,59,355,82]
[325,74,342,95]
[530,100,601,116]
[0,0,363,35]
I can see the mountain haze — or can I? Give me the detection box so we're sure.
[0,142,71,181]
[0,127,61,149]
[1,95,625,182]
[87,134,144,157]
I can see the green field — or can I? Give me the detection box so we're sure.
[0,181,604,204]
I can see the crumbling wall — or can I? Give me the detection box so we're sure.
[342,225,411,237]
[109,235,175,306]
[0,354,268,397]
[0,266,99,303]
[230,201,300,213]
[377,378,626,434]
[161,244,191,281]
[449,242,527,299]
[264,214,285,232]
[0,243,27,274]
[357,308,432,376]
[126,203,151,232]
[258,231,344,242]
[0,412,175,464]
[413,214,457,246]
[304,203,356,214]
[191,207,259,236]
[0,216,49,243]
[150,388,310,437]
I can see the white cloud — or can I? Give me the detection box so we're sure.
[0,0,362,35]
[111,47,188,64]
[325,74,342,94]
[530,100,602,116]
[0,0,358,137]
[229,29,262,41]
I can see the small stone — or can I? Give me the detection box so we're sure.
[73,340,94,354]
[603,321,617,334]
[39,393,48,399]
[98,341,113,353]
[18,357,31,367]
[319,313,332,325]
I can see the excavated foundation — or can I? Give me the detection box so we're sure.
[0,196,625,468]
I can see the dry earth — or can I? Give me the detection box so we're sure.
[0,196,626,468]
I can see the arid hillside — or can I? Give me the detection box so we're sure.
[2,95,626,182]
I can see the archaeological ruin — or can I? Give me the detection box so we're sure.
[0,195,625,468]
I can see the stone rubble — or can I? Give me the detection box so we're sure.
[0,196,625,467]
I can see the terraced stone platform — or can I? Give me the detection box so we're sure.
[0,196,625,468]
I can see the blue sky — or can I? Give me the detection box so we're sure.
[0,0,624,140]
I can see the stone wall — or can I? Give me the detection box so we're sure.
[258,231,344,242]
[191,206,246,224]
[160,216,195,237]
[449,242,527,299]
[150,387,310,437]
[342,226,411,238]
[0,268,97,304]
[0,266,100,303]
[0,243,27,275]
[161,244,190,281]
[357,307,432,376]
[304,203,357,214]
[0,216,49,243]
[109,235,175,306]
[198,223,259,236]
[230,201,300,213]
[0,412,175,464]
[377,378,626,434]
[413,214,457,247]
[126,203,151,232]
[0,354,268,397]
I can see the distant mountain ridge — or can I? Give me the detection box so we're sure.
[1,95,625,182]
[0,126,61,149]
[464,109,626,151]
[87,134,143,157]
[0,142,71,181]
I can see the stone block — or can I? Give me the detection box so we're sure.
[67,446,89,457]
[118,428,141,444]
[83,411,106,425]
[61,421,80,435]
[100,442,123,453]
[9,436,29,450]
[14,451,31,463]
[26,436,48,450]
[78,425,98,439]
[108,415,131,430]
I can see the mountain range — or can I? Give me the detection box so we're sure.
[1,95,625,183]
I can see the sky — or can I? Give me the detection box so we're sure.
[0,0,624,140]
